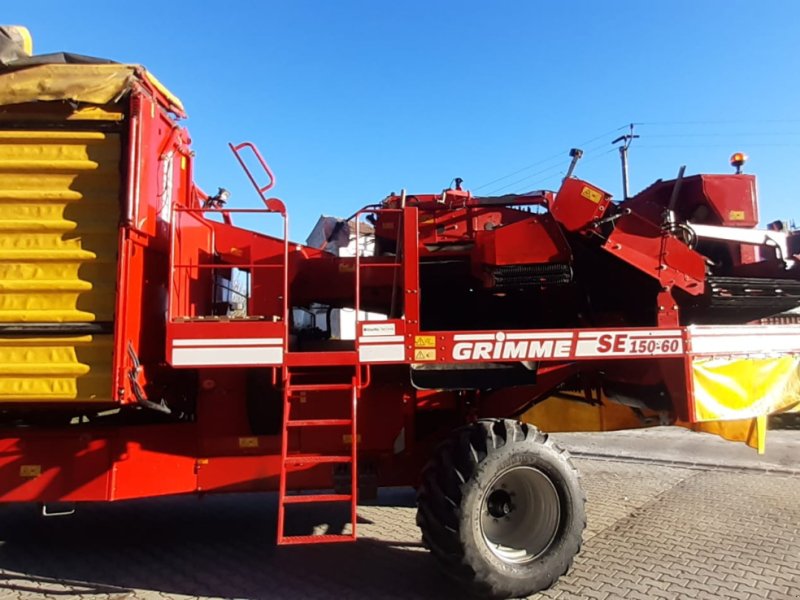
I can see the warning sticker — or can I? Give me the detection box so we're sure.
[238,437,259,448]
[414,348,437,361]
[581,186,603,203]
[19,465,41,478]
[729,210,746,221]
[415,335,436,348]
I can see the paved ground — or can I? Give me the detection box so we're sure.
[553,426,800,474]
[0,431,797,599]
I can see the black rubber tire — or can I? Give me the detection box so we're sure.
[416,419,586,599]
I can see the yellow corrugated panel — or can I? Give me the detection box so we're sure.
[0,104,125,122]
[0,130,120,322]
[0,335,113,402]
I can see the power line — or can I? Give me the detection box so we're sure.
[643,132,800,138]
[507,147,618,195]
[484,138,620,195]
[635,119,800,126]
[475,119,800,196]
[635,143,800,149]
[472,124,628,191]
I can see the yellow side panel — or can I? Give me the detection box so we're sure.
[0,130,120,322]
[522,393,653,433]
[0,335,113,402]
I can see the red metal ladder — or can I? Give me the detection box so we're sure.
[277,366,359,545]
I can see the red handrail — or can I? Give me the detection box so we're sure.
[354,208,404,321]
[168,205,289,330]
[229,141,286,214]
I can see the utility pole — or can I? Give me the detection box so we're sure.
[612,124,639,201]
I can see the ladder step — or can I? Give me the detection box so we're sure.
[287,383,354,392]
[282,493,352,505]
[278,534,356,545]
[284,454,352,466]
[286,419,352,427]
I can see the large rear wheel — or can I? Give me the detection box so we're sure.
[416,419,585,599]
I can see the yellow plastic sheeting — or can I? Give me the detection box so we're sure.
[525,394,773,454]
[692,356,800,422]
[678,417,768,454]
[522,393,654,433]
[0,64,184,113]
[0,335,113,402]
[0,130,120,322]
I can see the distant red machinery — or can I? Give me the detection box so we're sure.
[0,34,798,598]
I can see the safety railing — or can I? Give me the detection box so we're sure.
[167,204,289,331]
[353,206,420,327]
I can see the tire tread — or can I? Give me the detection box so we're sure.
[417,419,585,599]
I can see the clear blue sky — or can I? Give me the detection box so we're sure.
[7,1,800,238]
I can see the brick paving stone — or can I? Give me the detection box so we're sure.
[0,460,795,599]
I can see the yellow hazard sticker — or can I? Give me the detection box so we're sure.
[729,210,746,221]
[415,335,436,348]
[238,437,259,448]
[343,434,362,444]
[581,186,603,204]
[414,348,437,361]
[19,465,41,478]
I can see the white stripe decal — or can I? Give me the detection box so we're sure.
[358,344,405,363]
[171,347,283,366]
[453,333,496,341]
[505,332,573,340]
[358,335,404,344]
[689,325,800,337]
[691,334,800,355]
[172,338,283,347]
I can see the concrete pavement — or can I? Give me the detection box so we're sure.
[553,426,800,473]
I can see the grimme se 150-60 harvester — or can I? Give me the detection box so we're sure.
[0,27,798,598]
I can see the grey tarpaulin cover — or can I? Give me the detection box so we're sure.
[0,25,114,71]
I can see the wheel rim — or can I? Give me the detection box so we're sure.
[479,465,561,564]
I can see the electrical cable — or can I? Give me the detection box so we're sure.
[635,143,800,149]
[484,139,618,195]
[472,124,628,191]
[508,147,618,195]
[634,119,800,126]
[642,132,800,138]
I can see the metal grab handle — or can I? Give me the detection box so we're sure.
[229,141,278,207]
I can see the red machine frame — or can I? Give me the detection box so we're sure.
[0,68,798,551]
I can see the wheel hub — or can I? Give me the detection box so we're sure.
[480,466,561,564]
[486,489,514,518]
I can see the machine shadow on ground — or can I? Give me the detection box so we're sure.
[0,488,463,600]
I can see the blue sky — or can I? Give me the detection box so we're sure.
[7,1,800,238]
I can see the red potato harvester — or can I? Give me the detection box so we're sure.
[0,26,797,599]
